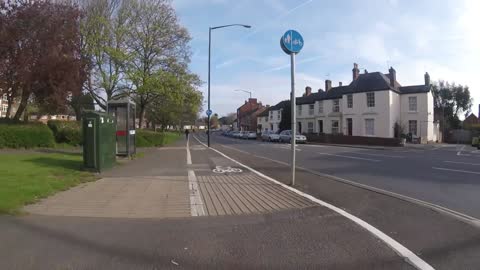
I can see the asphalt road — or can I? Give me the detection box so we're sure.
[203,132,480,219]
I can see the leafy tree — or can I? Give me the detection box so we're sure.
[0,0,86,120]
[80,0,131,110]
[124,0,191,127]
[70,93,95,121]
[432,81,473,130]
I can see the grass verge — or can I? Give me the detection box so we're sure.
[0,152,96,214]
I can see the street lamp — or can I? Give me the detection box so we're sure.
[208,24,251,147]
[234,89,252,99]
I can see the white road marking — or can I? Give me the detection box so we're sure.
[186,138,206,216]
[457,145,466,156]
[432,167,480,175]
[186,137,192,165]
[317,152,381,162]
[193,135,434,270]
[343,151,404,159]
[444,161,480,166]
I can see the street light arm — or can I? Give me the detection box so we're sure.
[211,24,251,30]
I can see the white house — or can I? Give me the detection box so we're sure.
[259,63,439,143]
[257,100,289,133]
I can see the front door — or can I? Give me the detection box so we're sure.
[318,120,323,133]
[298,122,302,134]
[347,118,353,136]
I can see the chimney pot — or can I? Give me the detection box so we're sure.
[424,72,430,86]
[305,86,312,96]
[339,82,343,86]
[388,67,396,88]
[325,80,332,91]
[352,63,360,80]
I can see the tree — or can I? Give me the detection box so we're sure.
[80,0,131,110]
[0,0,86,120]
[70,93,95,121]
[124,0,191,127]
[432,81,473,130]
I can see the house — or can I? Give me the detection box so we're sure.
[258,63,439,143]
[0,93,17,118]
[463,106,480,129]
[257,100,289,133]
[236,98,267,131]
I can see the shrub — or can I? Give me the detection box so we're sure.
[47,120,82,146]
[0,122,55,148]
[136,130,180,147]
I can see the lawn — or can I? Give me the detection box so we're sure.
[0,151,96,214]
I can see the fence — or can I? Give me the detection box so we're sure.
[306,134,402,146]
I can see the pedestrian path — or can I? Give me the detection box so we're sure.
[25,136,313,218]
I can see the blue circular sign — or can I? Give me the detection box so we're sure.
[281,30,304,54]
[206,109,212,116]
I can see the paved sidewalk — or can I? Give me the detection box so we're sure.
[25,136,313,218]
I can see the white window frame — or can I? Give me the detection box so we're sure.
[409,120,417,136]
[269,111,273,120]
[318,101,323,114]
[308,104,314,115]
[331,120,339,134]
[297,105,302,116]
[347,94,353,108]
[408,96,417,112]
[365,118,375,136]
[277,113,280,120]
[307,122,314,133]
[333,99,340,112]
[366,92,375,107]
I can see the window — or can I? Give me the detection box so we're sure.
[2,105,7,113]
[331,120,339,134]
[318,120,323,133]
[409,96,417,112]
[277,113,280,120]
[308,104,314,115]
[2,94,7,101]
[307,122,314,133]
[297,105,302,116]
[409,120,417,135]
[366,92,375,107]
[333,99,340,112]
[347,94,353,108]
[365,119,374,136]
[269,111,273,120]
[318,101,323,113]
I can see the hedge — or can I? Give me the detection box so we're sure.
[0,122,55,148]
[136,130,180,147]
[47,120,82,146]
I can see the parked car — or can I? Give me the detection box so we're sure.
[246,131,257,140]
[232,131,242,138]
[261,131,280,142]
[472,136,479,147]
[279,130,307,143]
[241,131,249,139]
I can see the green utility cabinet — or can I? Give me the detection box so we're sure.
[82,111,116,172]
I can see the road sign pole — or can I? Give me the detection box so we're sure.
[290,53,296,186]
[207,28,211,147]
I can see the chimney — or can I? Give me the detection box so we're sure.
[388,67,396,87]
[325,80,332,91]
[424,72,430,86]
[318,88,324,93]
[339,82,343,86]
[352,63,360,80]
[248,98,257,104]
[304,86,312,96]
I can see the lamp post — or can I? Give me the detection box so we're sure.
[208,24,251,147]
[234,89,252,99]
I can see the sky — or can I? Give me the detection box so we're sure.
[173,0,480,118]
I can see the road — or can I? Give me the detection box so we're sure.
[202,132,480,219]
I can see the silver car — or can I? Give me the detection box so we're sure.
[279,130,307,143]
[261,131,280,142]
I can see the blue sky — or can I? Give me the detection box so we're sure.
[173,0,480,118]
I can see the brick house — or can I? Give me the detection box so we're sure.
[236,98,266,131]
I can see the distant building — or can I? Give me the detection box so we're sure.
[258,63,440,143]
[236,98,267,132]
[30,114,77,123]
[0,93,17,118]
